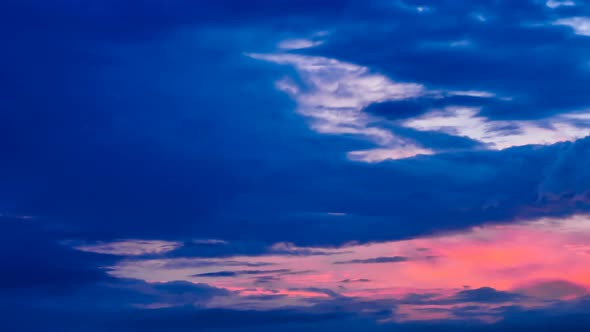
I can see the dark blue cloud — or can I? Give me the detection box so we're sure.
[333,256,409,264]
[449,287,524,304]
[192,269,292,278]
[3,0,590,249]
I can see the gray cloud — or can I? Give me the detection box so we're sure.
[333,256,409,265]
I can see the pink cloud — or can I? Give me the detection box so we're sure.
[98,214,590,322]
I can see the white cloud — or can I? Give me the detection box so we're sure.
[69,239,181,256]
[249,39,588,161]
[447,90,496,98]
[554,17,590,36]
[248,52,430,161]
[192,239,228,245]
[546,0,575,9]
[403,107,590,150]
[348,146,433,163]
[278,38,323,50]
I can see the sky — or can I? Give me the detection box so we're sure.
[3,0,590,331]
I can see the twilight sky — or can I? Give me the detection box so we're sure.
[3,1,590,331]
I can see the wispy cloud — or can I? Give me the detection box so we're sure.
[554,17,590,36]
[333,256,409,265]
[403,107,590,150]
[270,242,351,256]
[103,214,590,320]
[68,239,181,256]
[248,52,432,162]
[192,269,293,278]
[250,35,590,162]
[278,38,323,50]
[546,0,576,9]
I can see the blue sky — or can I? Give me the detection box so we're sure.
[3,0,590,331]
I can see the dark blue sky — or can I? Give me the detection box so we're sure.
[3,1,590,331]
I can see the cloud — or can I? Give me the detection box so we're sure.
[161,259,277,269]
[402,107,590,150]
[514,280,589,300]
[252,27,590,161]
[269,242,351,256]
[546,0,576,9]
[68,239,182,256]
[450,287,524,304]
[100,213,590,321]
[254,276,283,284]
[447,91,497,98]
[278,38,324,50]
[5,214,590,330]
[190,239,229,246]
[340,278,372,283]
[391,287,525,323]
[288,287,342,298]
[192,269,293,278]
[333,256,409,264]
[347,146,433,163]
[248,52,431,161]
[554,17,590,36]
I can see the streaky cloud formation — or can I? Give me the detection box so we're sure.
[192,269,293,278]
[69,239,182,256]
[403,106,590,149]
[278,38,324,50]
[250,35,590,161]
[333,256,409,265]
[248,52,432,161]
[97,214,590,323]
